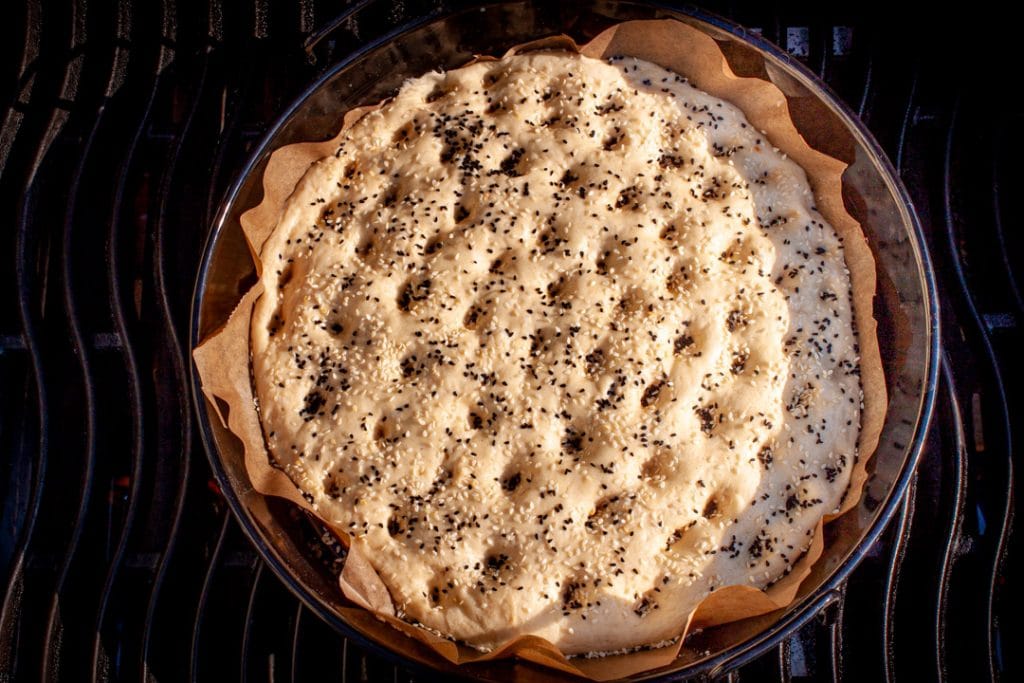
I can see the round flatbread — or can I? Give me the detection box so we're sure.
[250,51,862,655]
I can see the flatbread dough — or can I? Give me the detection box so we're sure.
[250,52,862,655]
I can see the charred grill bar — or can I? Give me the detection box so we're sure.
[0,1,1016,681]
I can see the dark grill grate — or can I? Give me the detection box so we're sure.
[0,1,1015,681]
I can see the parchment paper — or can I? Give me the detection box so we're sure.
[193,18,886,681]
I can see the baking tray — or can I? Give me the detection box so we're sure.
[190,2,940,679]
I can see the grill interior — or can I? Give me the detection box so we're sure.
[0,1,1017,681]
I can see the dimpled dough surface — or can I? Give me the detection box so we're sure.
[250,52,862,656]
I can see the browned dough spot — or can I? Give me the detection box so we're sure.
[673,332,696,355]
[392,120,416,143]
[373,417,388,442]
[615,185,641,211]
[266,310,284,337]
[666,262,694,295]
[400,354,421,379]
[483,68,506,87]
[632,588,658,617]
[665,520,697,550]
[640,450,672,480]
[561,577,594,612]
[425,87,448,103]
[397,276,432,312]
[322,470,343,499]
[277,263,294,291]
[463,303,485,329]
[702,496,720,519]
[355,234,374,260]
[387,515,403,537]
[730,350,749,375]
[584,347,605,376]
[483,551,511,578]
[641,377,666,408]
[500,470,522,493]
[603,129,625,151]
[423,233,445,255]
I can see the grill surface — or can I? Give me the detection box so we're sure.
[0,1,1016,681]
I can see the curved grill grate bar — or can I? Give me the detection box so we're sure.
[106,0,174,675]
[816,20,829,79]
[1,110,52,683]
[239,561,302,682]
[340,634,351,681]
[827,585,845,682]
[1,0,89,672]
[856,49,873,120]
[289,602,303,683]
[942,98,1016,683]
[203,68,250,231]
[40,8,144,675]
[190,512,231,682]
[935,355,968,682]
[43,58,107,683]
[984,430,1014,682]
[882,484,916,683]
[139,46,209,683]
[777,638,792,683]
[239,562,265,683]
[894,71,918,177]
[91,43,160,683]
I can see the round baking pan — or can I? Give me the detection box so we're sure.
[190,2,940,679]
